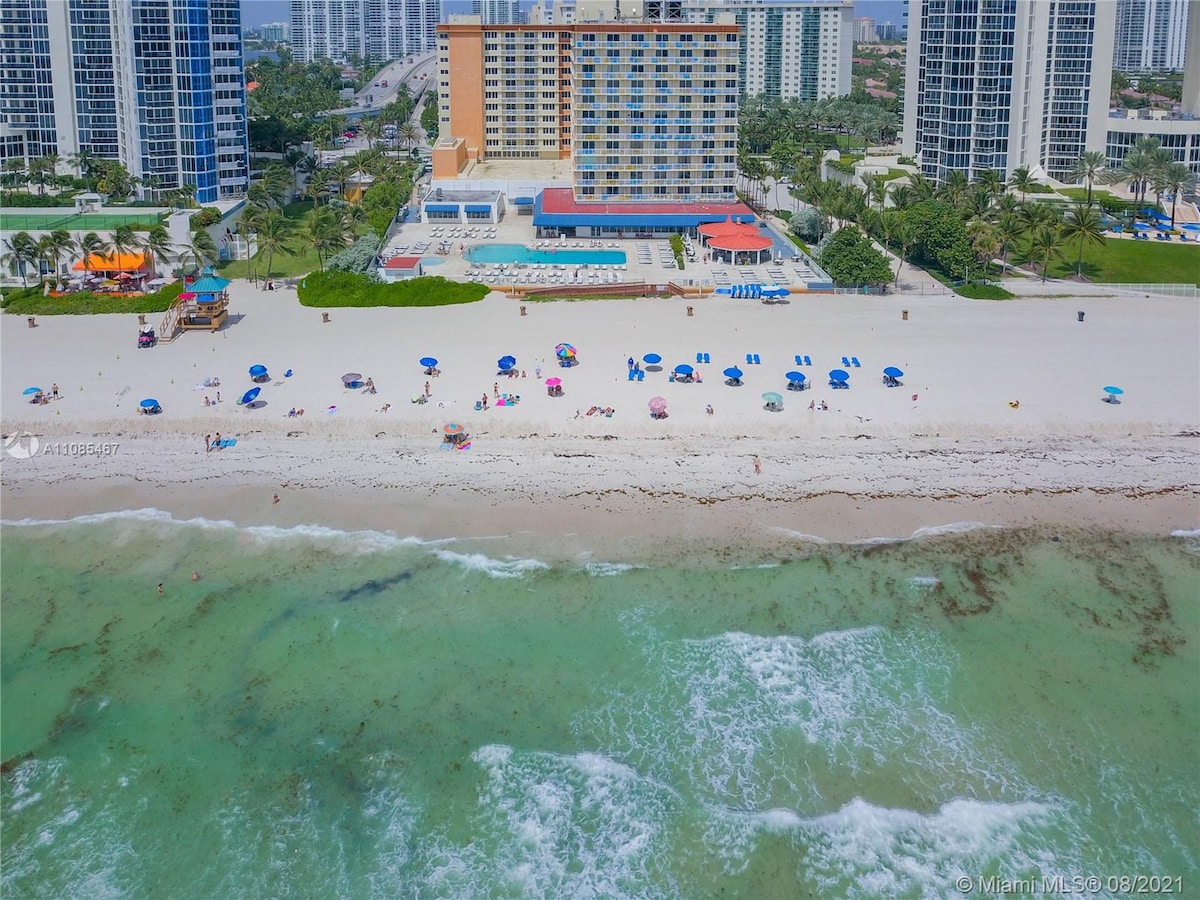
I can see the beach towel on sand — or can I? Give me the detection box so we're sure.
[218,439,237,448]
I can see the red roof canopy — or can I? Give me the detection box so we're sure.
[707,233,773,251]
[384,256,422,269]
[697,215,760,239]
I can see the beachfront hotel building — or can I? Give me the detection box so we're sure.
[290,0,441,63]
[901,0,1116,184]
[435,16,741,203]
[1112,0,1189,72]
[547,0,853,102]
[0,0,249,203]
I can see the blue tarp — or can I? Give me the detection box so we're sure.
[425,203,460,213]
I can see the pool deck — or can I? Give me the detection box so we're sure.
[379,211,820,292]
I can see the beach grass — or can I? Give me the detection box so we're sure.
[296,272,488,307]
[1041,237,1200,284]
[1,281,183,316]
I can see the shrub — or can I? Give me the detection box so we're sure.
[190,207,223,228]
[326,234,382,273]
[897,155,917,166]
[789,206,825,242]
[773,209,793,222]
[2,281,183,316]
[669,233,685,268]
[297,272,488,307]
[954,282,1015,300]
[0,192,78,208]
[816,226,893,287]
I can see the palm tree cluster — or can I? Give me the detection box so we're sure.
[738,95,898,157]
[3,223,182,287]
[1104,137,1197,228]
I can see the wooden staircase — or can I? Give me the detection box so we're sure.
[158,297,184,343]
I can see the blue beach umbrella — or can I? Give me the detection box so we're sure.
[1182,224,1200,232]
[249,364,268,378]
[498,355,516,371]
[419,356,438,368]
[884,366,904,378]
[1103,385,1124,396]
[1133,223,1151,231]
[239,386,261,405]
[139,398,160,410]
[643,353,662,365]
[715,287,731,295]
[674,363,694,376]
[829,369,850,382]
[762,391,783,404]
[786,371,806,383]
[723,366,743,379]
[22,386,43,395]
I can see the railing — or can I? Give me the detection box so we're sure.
[1093,283,1200,299]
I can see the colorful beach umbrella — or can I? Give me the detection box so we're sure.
[643,353,662,365]
[555,342,576,354]
[239,387,261,405]
[829,369,850,382]
[723,367,743,379]
[674,364,694,376]
[498,355,516,371]
[139,398,160,409]
[762,392,783,404]
[883,366,904,378]
[1103,385,1124,395]
[249,364,268,378]
[545,377,562,387]
[22,386,42,395]
[786,371,806,382]
[443,423,464,435]
[648,396,668,413]
[419,357,438,368]
[178,292,196,300]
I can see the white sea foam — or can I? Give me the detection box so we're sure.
[909,575,942,588]
[431,548,550,579]
[583,561,637,577]
[765,526,831,545]
[1169,527,1200,555]
[413,744,680,898]
[910,521,997,539]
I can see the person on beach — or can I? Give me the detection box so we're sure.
[425,381,431,397]
[380,403,391,413]
[366,378,376,394]
[521,370,527,378]
[192,572,200,581]
[272,493,280,504]
[158,583,163,595]
[808,400,815,411]
[213,432,222,450]
[216,391,221,403]
[205,396,212,407]
[535,363,542,378]
[706,404,714,416]
[205,433,211,453]
[482,393,489,410]
[820,401,828,411]
[627,356,635,371]
[753,455,762,475]
[52,383,59,399]
[494,382,500,398]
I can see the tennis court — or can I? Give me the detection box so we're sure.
[0,211,166,230]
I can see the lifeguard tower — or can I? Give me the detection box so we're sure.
[159,269,230,341]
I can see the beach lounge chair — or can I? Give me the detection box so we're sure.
[795,355,803,366]
[805,356,811,366]
[746,353,754,364]
[753,354,761,365]
[842,356,851,367]
[851,357,861,367]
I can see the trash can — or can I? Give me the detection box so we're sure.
[27,316,36,328]
[687,306,694,317]
[322,312,330,323]
[1077,310,1085,322]
[902,309,909,321]
[520,305,526,316]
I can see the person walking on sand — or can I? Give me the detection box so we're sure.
[272,493,280,504]
[494,382,500,398]
[753,455,762,475]
[425,381,431,397]
[52,383,59,399]
[213,432,222,450]
[706,404,714,416]
[205,433,211,453]
[216,391,221,403]
[535,363,542,379]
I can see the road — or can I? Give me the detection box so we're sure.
[327,52,437,116]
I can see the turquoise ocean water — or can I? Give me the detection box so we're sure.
[2,511,1197,898]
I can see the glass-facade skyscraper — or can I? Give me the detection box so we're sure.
[0,0,248,203]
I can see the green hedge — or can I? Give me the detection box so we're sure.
[953,282,1014,300]
[0,191,79,207]
[297,272,488,307]
[2,281,183,315]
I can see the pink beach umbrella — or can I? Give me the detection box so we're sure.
[648,396,668,413]
[545,377,562,387]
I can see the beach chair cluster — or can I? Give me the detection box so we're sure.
[744,353,763,365]
[793,355,813,366]
[792,260,818,280]
[841,356,862,368]
[695,352,711,364]
[659,242,678,269]
[636,244,654,265]
[711,270,732,286]
[730,284,764,299]
[766,266,792,284]
[429,226,496,240]
[465,264,627,286]
[627,368,646,381]
[476,393,520,409]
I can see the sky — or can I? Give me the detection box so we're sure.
[239,0,907,29]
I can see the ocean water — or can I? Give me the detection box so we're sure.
[2,511,1197,899]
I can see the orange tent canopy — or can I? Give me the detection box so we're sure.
[73,252,147,272]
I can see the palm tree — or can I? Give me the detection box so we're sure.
[2,231,40,286]
[1106,138,1161,205]
[974,168,1005,201]
[1068,151,1107,208]
[111,223,140,259]
[302,207,348,270]
[142,225,175,277]
[78,232,110,280]
[966,220,1001,279]
[40,229,75,278]
[396,121,421,151]
[1154,162,1198,229]
[66,148,96,186]
[1008,166,1037,204]
[256,210,294,279]
[1025,225,1062,283]
[185,229,219,273]
[994,212,1024,274]
[888,183,915,211]
[1060,204,1106,278]
[2,158,28,192]
[935,169,970,210]
[907,172,934,202]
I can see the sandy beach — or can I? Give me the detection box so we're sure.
[3,282,1198,551]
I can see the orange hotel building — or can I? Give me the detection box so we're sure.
[434,17,743,206]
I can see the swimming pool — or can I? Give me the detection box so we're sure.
[466,244,627,266]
